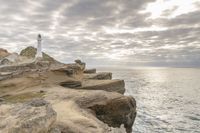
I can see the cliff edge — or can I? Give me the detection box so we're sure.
[0,47,136,133]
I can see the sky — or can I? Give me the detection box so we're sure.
[0,0,200,67]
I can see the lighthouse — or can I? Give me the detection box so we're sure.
[36,34,43,59]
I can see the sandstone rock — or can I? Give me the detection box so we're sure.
[51,67,73,76]
[0,61,51,81]
[5,53,19,62]
[80,79,125,94]
[0,98,4,102]
[59,80,82,88]
[29,99,49,107]
[0,61,50,72]
[74,59,86,71]
[74,59,82,64]
[43,86,136,133]
[48,127,61,133]
[0,48,10,58]
[84,68,96,74]
[0,58,11,65]
[110,125,127,133]
[84,72,112,80]
[0,47,137,133]
[0,99,57,133]
[0,53,20,65]
[51,64,83,76]
[89,96,136,133]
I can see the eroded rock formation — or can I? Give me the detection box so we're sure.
[0,48,10,58]
[0,99,56,133]
[0,47,136,133]
[84,68,96,74]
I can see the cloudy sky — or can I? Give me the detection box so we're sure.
[0,0,200,67]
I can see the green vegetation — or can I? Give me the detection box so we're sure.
[20,46,58,63]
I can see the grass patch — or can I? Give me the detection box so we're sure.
[2,92,45,103]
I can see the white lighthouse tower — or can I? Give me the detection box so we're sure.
[35,34,43,59]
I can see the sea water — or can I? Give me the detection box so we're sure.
[98,67,200,133]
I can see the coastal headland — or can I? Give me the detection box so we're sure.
[0,47,136,133]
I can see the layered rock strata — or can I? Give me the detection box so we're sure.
[0,47,136,133]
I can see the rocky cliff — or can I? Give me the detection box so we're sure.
[0,47,136,133]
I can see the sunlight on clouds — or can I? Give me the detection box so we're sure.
[133,48,154,54]
[157,45,186,50]
[12,15,27,21]
[103,25,167,34]
[104,49,134,60]
[144,0,199,19]
[50,3,69,33]
[105,47,155,60]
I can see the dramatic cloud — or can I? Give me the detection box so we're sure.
[0,0,200,67]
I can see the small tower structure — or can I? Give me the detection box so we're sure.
[36,34,43,59]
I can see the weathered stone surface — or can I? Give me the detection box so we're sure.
[74,59,86,71]
[84,68,96,74]
[74,59,82,64]
[43,86,136,133]
[0,98,4,102]
[84,72,112,80]
[0,52,35,66]
[0,58,11,65]
[59,80,82,88]
[0,99,57,133]
[0,61,50,72]
[51,64,83,76]
[30,99,49,107]
[0,61,51,81]
[0,48,10,58]
[5,53,19,62]
[0,47,137,133]
[48,127,61,133]
[89,96,136,133]
[80,79,125,94]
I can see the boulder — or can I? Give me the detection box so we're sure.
[74,59,82,64]
[84,72,112,80]
[84,69,96,74]
[0,99,57,133]
[88,96,136,133]
[80,79,125,94]
[74,59,86,71]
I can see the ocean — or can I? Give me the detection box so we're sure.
[98,67,200,133]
